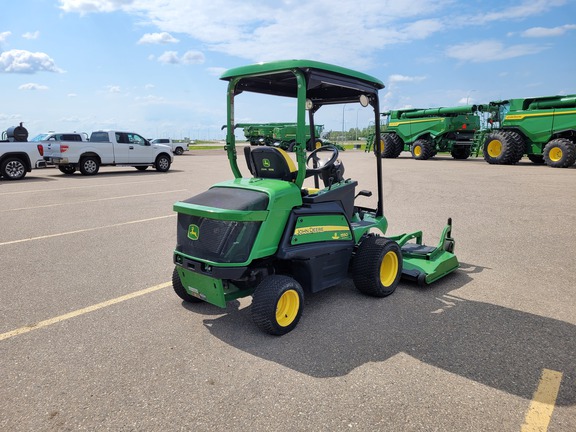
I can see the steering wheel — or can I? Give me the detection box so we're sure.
[306,145,339,174]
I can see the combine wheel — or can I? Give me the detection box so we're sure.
[172,267,203,303]
[381,134,399,158]
[1,157,27,180]
[390,134,404,157]
[79,156,100,175]
[251,275,304,336]
[507,131,526,163]
[527,154,545,164]
[482,131,517,164]
[543,138,576,168]
[411,139,433,160]
[352,235,402,297]
[450,146,471,160]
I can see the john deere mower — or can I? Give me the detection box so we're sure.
[172,60,459,335]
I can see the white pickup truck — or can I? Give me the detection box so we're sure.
[0,141,46,180]
[43,130,173,175]
[150,138,188,155]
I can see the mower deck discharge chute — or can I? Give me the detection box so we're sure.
[172,60,459,335]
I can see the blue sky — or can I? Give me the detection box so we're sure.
[1,0,575,140]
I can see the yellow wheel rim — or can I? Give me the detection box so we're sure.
[380,251,399,287]
[314,140,322,149]
[379,139,384,153]
[487,139,502,157]
[276,289,299,327]
[414,145,422,157]
[549,147,563,162]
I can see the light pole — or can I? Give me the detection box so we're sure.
[341,104,347,142]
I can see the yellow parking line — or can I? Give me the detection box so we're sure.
[521,369,563,432]
[0,282,171,341]
[0,214,176,246]
[2,189,186,212]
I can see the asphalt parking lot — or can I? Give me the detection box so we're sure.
[1,149,575,431]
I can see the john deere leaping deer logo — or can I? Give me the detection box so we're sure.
[262,158,271,168]
[188,224,199,240]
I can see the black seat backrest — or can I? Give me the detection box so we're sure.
[249,146,296,182]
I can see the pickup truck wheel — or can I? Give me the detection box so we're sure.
[174,147,184,155]
[135,166,148,171]
[155,154,171,172]
[58,165,76,175]
[79,157,99,175]
[1,157,27,180]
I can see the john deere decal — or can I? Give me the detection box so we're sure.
[188,224,199,240]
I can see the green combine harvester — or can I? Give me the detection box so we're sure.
[172,60,459,335]
[368,105,482,160]
[477,94,576,168]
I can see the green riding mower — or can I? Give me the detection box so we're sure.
[172,60,459,335]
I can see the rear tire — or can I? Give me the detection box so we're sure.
[352,235,403,297]
[251,275,304,336]
[411,138,433,160]
[174,147,184,155]
[1,157,27,180]
[172,267,203,303]
[543,138,576,168]
[451,146,471,160]
[381,134,401,158]
[527,154,545,164]
[79,156,99,175]
[135,166,148,171]
[58,165,76,175]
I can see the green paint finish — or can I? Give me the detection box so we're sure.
[291,214,351,245]
[178,268,227,308]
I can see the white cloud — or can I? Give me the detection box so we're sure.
[68,93,78,97]
[445,40,549,63]
[137,32,179,44]
[207,66,226,77]
[157,50,204,65]
[144,83,155,89]
[18,83,49,90]
[466,0,568,25]
[22,31,40,40]
[0,31,12,43]
[105,85,121,93]
[0,49,63,73]
[389,74,426,83]
[58,0,132,14]
[521,24,576,38]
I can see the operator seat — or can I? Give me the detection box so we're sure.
[245,146,297,182]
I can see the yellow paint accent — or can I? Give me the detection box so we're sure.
[276,289,299,327]
[389,117,443,127]
[0,282,171,341]
[505,110,576,121]
[294,225,350,236]
[487,139,503,157]
[521,369,562,432]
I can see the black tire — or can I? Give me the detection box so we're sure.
[307,138,323,152]
[390,134,404,157]
[174,147,184,155]
[543,138,576,168]
[1,157,27,180]
[381,134,398,158]
[155,154,171,172]
[79,156,100,175]
[507,131,526,164]
[172,267,203,303]
[287,141,296,152]
[527,154,545,164]
[58,165,76,175]
[451,146,471,160]
[135,166,148,171]
[352,235,402,297]
[483,131,517,164]
[251,275,304,336]
[411,138,433,160]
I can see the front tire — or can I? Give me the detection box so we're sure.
[251,275,304,336]
[172,267,203,303]
[543,138,576,168]
[451,146,471,160]
[353,236,403,297]
[135,166,148,171]
[1,157,27,180]
[58,165,76,175]
[483,131,517,164]
[79,156,100,175]
[155,154,171,172]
